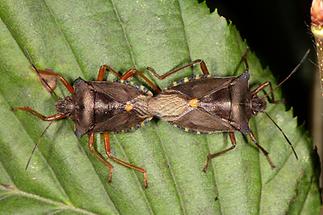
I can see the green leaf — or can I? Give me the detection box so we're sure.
[0,0,320,214]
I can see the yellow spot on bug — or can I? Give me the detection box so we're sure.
[173,81,178,86]
[196,131,201,134]
[120,80,125,83]
[188,98,199,108]
[183,77,189,83]
[141,121,145,127]
[125,102,133,112]
[184,128,189,132]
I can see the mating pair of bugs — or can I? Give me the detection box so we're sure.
[14,52,302,188]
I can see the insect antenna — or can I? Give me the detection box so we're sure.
[263,111,298,160]
[252,51,309,161]
[23,49,59,99]
[31,64,59,99]
[259,49,310,100]
[275,49,310,89]
[25,121,54,170]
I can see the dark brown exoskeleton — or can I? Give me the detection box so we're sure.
[145,54,300,171]
[13,64,159,188]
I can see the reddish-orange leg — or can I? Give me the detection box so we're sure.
[33,68,75,94]
[149,49,246,79]
[240,54,276,168]
[251,81,278,103]
[202,130,275,171]
[248,131,275,169]
[97,65,122,81]
[99,60,210,94]
[97,64,161,93]
[103,132,148,188]
[12,107,66,121]
[203,132,236,172]
[13,67,74,120]
[88,133,113,182]
[146,59,209,81]
[96,66,149,187]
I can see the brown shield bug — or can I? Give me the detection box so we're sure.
[13,64,159,188]
[146,51,307,171]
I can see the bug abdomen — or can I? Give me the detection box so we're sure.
[148,93,191,121]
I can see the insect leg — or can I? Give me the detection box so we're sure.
[146,59,209,80]
[251,81,277,103]
[97,65,161,93]
[121,68,161,93]
[88,133,114,182]
[12,107,66,121]
[33,68,75,94]
[103,132,148,188]
[202,132,237,172]
[239,48,249,70]
[96,65,122,81]
[248,131,276,169]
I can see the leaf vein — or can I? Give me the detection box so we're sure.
[150,124,187,215]
[42,0,88,79]
[0,184,99,215]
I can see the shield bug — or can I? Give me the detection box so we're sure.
[13,63,158,188]
[146,51,307,171]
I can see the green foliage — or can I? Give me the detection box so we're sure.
[0,0,320,214]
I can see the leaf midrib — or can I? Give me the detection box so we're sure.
[106,0,199,214]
